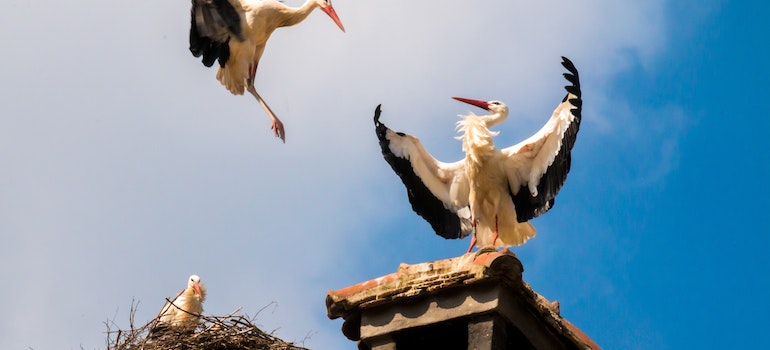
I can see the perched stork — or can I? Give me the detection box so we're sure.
[189,0,346,142]
[154,275,207,333]
[375,57,582,252]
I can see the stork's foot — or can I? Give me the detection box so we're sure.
[271,118,285,143]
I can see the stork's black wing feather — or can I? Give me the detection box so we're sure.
[509,56,582,222]
[189,0,242,68]
[374,105,472,240]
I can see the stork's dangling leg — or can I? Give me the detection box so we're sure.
[246,62,285,142]
[466,219,477,253]
[247,86,285,142]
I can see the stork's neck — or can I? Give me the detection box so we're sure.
[276,0,320,28]
[480,109,508,128]
[457,115,498,165]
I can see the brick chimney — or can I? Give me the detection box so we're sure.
[326,248,600,350]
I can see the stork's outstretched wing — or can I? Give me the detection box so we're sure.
[189,0,243,67]
[502,56,582,222]
[374,105,473,239]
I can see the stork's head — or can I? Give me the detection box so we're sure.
[452,97,509,127]
[315,0,345,32]
[187,275,206,301]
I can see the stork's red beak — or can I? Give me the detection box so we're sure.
[193,283,202,297]
[320,3,345,32]
[452,97,491,111]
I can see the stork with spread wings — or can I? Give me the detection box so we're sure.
[375,57,582,252]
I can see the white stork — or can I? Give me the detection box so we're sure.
[189,0,346,142]
[154,275,207,332]
[374,57,582,252]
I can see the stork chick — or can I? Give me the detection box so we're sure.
[156,275,207,332]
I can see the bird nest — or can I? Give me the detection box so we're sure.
[106,301,309,350]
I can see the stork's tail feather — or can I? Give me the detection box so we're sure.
[490,221,537,247]
[216,66,246,95]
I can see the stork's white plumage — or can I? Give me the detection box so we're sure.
[156,275,207,332]
[375,57,582,252]
[189,0,346,142]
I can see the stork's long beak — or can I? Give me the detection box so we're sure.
[193,283,202,297]
[320,3,345,32]
[452,97,491,111]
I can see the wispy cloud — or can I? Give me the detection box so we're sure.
[0,0,692,348]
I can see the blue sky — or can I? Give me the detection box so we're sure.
[1,0,768,349]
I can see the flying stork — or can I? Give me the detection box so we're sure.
[153,275,207,333]
[189,0,346,142]
[374,56,582,252]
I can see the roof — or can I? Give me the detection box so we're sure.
[326,248,600,349]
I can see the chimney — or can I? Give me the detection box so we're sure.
[326,248,600,350]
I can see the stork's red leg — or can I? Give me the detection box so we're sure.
[466,219,477,253]
[245,62,285,142]
[466,234,477,253]
[247,62,258,86]
[491,215,499,247]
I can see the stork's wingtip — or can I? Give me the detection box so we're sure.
[374,104,383,124]
[561,56,582,103]
[561,56,578,77]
